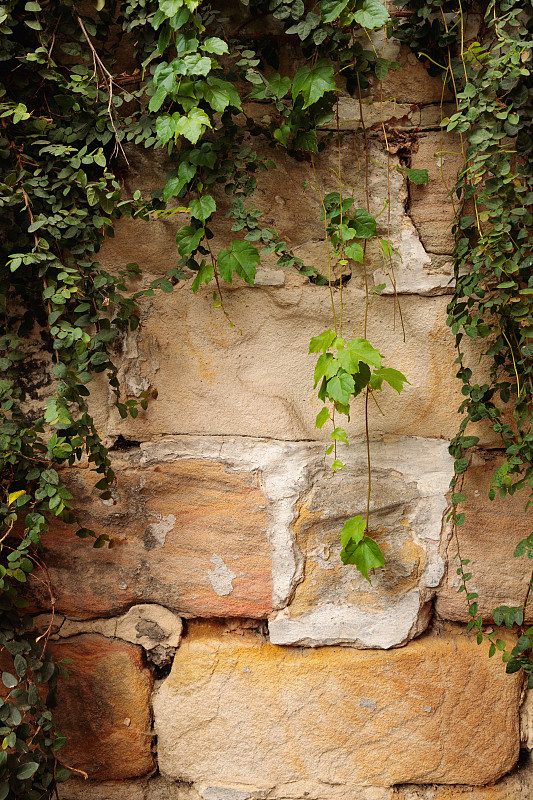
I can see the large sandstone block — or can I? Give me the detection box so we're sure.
[396,754,533,799]
[409,131,464,255]
[31,445,271,619]
[154,621,521,790]
[436,452,533,623]
[269,437,453,648]
[49,634,154,780]
[89,284,466,443]
[31,437,323,618]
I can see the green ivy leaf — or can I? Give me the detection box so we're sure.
[345,242,364,262]
[201,37,228,54]
[175,225,203,257]
[327,372,355,404]
[320,0,350,23]
[346,338,382,368]
[218,240,260,285]
[155,113,176,145]
[203,77,242,112]
[339,515,366,548]
[351,0,389,30]
[341,535,385,582]
[292,59,336,109]
[352,209,377,239]
[336,347,360,375]
[189,195,216,222]
[314,353,339,386]
[174,108,212,144]
[370,367,409,393]
[399,167,429,185]
[191,262,214,292]
[315,407,330,428]
[309,329,336,353]
[331,426,349,444]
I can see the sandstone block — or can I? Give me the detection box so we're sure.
[435,452,533,623]
[396,754,533,799]
[32,453,271,619]
[409,131,464,255]
[49,635,154,780]
[88,284,467,443]
[153,621,521,790]
[269,437,453,648]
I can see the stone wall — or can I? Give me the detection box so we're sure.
[28,30,533,800]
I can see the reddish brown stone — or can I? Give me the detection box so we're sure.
[29,455,271,619]
[49,635,154,780]
[436,453,533,622]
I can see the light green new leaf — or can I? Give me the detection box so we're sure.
[315,407,330,429]
[191,262,214,292]
[340,514,366,548]
[174,108,212,144]
[320,0,350,23]
[336,347,360,375]
[292,59,336,109]
[331,459,346,471]
[309,329,336,353]
[351,0,389,30]
[352,209,377,239]
[327,372,355,404]
[370,367,409,393]
[176,54,212,76]
[201,37,228,55]
[346,337,382,368]
[345,242,364,262]
[314,353,339,387]
[341,535,384,582]
[218,240,260,286]
[331,426,349,445]
[189,195,216,222]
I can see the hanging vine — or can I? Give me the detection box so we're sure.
[0,0,531,795]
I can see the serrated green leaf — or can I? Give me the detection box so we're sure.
[352,209,377,239]
[327,372,355,404]
[189,195,216,222]
[370,367,409,393]
[218,240,259,286]
[201,37,228,54]
[191,262,214,292]
[400,167,429,185]
[175,225,203,257]
[292,59,336,109]
[331,426,349,444]
[174,108,212,144]
[345,242,364,262]
[340,515,366,548]
[314,353,339,387]
[346,338,382,368]
[336,347,360,375]
[341,535,384,582]
[315,407,330,429]
[320,0,350,23]
[309,329,336,353]
[351,0,389,30]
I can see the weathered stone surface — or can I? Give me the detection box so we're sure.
[396,754,533,799]
[49,634,154,780]
[521,690,533,751]
[409,131,464,255]
[31,447,272,619]
[61,779,147,800]
[52,604,183,666]
[88,283,466,443]
[31,437,325,618]
[435,452,533,623]
[154,621,521,790]
[269,437,453,648]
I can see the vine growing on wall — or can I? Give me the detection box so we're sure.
[0,0,531,794]
[396,0,533,679]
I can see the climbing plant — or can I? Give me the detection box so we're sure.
[0,0,531,794]
[395,0,533,677]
